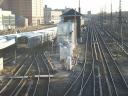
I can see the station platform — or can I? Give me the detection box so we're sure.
[0,39,15,50]
[0,34,18,50]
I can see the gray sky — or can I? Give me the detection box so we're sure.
[44,0,128,14]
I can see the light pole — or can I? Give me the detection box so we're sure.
[14,48,16,64]
[51,39,54,54]
[74,8,77,48]
[110,0,113,31]
[78,0,81,13]
[119,0,123,49]
[14,34,17,64]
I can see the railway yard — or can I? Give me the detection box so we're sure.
[0,19,128,96]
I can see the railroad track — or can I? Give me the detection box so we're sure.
[63,23,94,96]
[0,49,34,96]
[79,24,95,96]
[76,23,104,96]
[3,49,24,65]
[0,46,52,96]
[103,28,128,55]
[0,51,29,88]
[33,54,49,96]
[3,56,14,64]
[98,26,128,82]
[96,26,128,96]
[9,56,34,96]
[93,25,118,96]
[76,22,128,96]
[1,21,128,96]
[25,49,51,96]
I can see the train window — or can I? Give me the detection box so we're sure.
[18,37,28,43]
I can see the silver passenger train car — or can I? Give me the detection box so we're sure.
[16,27,57,48]
[17,34,42,48]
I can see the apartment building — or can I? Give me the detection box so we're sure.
[0,8,15,30]
[51,9,63,24]
[44,5,51,24]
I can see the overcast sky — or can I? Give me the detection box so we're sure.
[44,0,128,14]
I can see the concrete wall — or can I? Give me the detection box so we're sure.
[59,43,73,70]
[0,57,3,71]
[57,21,76,70]
[57,21,73,43]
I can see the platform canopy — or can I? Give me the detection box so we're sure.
[0,39,15,50]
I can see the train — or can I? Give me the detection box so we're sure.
[16,34,42,48]
[16,27,57,48]
[0,36,7,43]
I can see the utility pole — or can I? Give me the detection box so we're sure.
[78,0,81,13]
[74,8,77,48]
[100,9,104,30]
[78,0,81,39]
[119,0,123,48]
[119,0,122,25]
[110,0,113,31]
